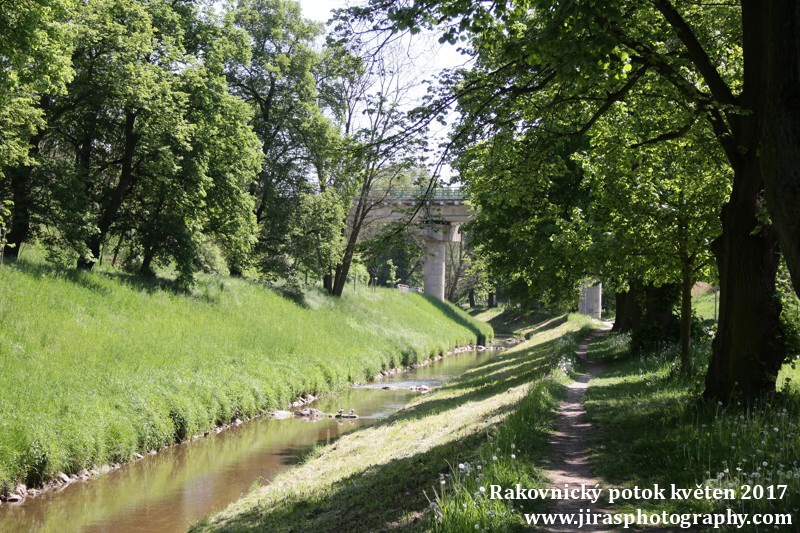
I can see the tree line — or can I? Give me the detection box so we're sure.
[344,0,800,400]
[0,0,426,294]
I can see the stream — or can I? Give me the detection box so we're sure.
[0,348,498,532]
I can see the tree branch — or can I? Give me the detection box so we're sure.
[653,0,736,106]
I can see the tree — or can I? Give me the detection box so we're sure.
[348,0,795,398]
[13,0,262,286]
[227,0,329,278]
[0,0,74,259]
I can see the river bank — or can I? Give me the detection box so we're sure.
[0,256,491,500]
[192,313,595,532]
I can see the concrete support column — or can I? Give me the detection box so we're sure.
[579,281,603,319]
[420,223,460,301]
[422,236,447,301]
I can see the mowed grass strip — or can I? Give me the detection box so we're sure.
[192,314,593,532]
[0,258,491,493]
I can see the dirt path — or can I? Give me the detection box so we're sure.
[543,331,610,532]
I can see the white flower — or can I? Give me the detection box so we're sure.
[479,486,486,493]
[511,454,516,459]
[492,455,498,461]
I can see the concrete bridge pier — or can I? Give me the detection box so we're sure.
[421,223,460,301]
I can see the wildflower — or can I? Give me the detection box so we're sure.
[479,486,486,493]
[511,454,516,459]
[440,479,446,485]
[474,525,479,530]
[492,455,498,461]
[511,443,516,449]
[763,461,769,467]
[459,463,465,470]
[430,502,438,509]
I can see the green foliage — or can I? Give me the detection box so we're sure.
[287,190,346,280]
[0,255,491,493]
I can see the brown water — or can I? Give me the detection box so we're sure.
[0,350,495,533]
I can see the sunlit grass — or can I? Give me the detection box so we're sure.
[0,256,491,493]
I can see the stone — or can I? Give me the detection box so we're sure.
[57,472,71,484]
[4,493,22,503]
[134,453,144,460]
[294,408,325,419]
[271,410,293,420]
[14,484,27,496]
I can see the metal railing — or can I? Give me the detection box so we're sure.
[375,187,465,201]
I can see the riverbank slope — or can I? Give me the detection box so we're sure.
[0,257,491,495]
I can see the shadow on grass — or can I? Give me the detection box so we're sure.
[423,295,492,344]
[194,334,572,532]
[8,257,184,295]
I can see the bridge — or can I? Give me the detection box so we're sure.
[365,187,473,301]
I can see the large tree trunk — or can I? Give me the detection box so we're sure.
[754,1,800,298]
[488,291,496,308]
[4,166,32,261]
[704,168,786,398]
[468,288,476,308]
[703,3,789,399]
[3,130,45,260]
[612,282,644,333]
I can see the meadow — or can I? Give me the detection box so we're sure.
[0,256,491,494]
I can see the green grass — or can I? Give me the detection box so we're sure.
[584,336,800,531]
[467,306,566,338]
[191,314,594,532]
[0,256,491,493]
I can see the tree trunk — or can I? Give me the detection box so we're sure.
[3,129,45,260]
[679,262,693,374]
[612,283,644,333]
[323,269,333,293]
[753,1,800,299]
[704,170,786,399]
[703,4,789,399]
[488,291,496,308]
[644,283,678,330]
[3,166,32,261]
[78,110,138,270]
[468,288,476,308]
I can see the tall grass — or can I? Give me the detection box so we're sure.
[0,258,492,493]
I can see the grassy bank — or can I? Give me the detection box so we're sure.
[584,335,800,530]
[192,314,596,532]
[0,257,491,494]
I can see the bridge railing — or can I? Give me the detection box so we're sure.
[374,187,465,201]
